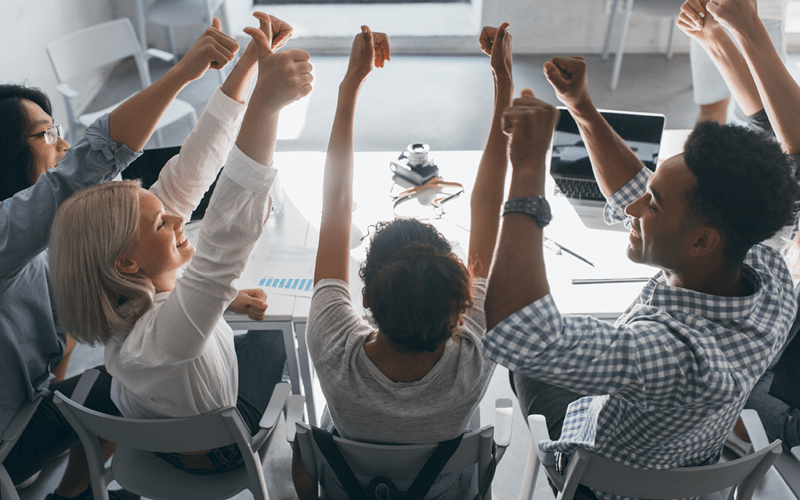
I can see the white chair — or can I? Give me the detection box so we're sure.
[736,408,800,498]
[54,369,292,500]
[288,396,513,500]
[519,409,782,500]
[46,18,197,146]
[0,395,43,500]
[135,0,230,85]
[602,0,684,90]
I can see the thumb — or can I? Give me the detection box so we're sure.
[248,288,267,302]
[212,17,222,31]
[243,25,270,56]
[241,294,267,309]
[521,88,535,98]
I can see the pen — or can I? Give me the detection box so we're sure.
[572,277,651,285]
[545,237,595,267]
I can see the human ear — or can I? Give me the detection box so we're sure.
[116,255,140,275]
[689,226,721,258]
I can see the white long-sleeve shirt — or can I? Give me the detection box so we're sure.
[106,90,277,419]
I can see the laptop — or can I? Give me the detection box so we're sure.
[550,107,666,231]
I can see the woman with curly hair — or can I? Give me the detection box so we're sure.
[307,22,513,498]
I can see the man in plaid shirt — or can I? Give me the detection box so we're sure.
[483,56,798,499]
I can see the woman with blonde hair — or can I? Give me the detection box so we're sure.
[0,18,245,499]
[49,13,313,475]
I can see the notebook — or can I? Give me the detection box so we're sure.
[550,107,666,231]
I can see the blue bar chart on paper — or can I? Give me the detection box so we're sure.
[239,244,317,298]
[259,277,314,293]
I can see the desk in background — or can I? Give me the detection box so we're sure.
[221,132,691,425]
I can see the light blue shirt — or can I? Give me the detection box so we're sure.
[0,115,139,438]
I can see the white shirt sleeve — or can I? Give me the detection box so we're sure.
[150,87,247,220]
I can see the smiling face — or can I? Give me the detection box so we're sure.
[624,154,701,271]
[117,189,195,292]
[22,98,69,184]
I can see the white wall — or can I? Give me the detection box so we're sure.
[0,1,116,134]
[481,0,688,54]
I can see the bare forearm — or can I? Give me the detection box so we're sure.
[485,167,549,329]
[568,97,643,197]
[469,76,513,277]
[220,50,258,104]
[314,78,360,284]
[732,22,800,154]
[108,65,191,151]
[234,92,280,166]
[696,33,762,116]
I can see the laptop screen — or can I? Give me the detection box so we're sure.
[550,107,666,180]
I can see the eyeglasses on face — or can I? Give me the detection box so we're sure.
[27,124,63,145]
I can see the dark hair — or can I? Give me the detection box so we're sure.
[359,219,474,353]
[0,84,53,201]
[683,121,799,264]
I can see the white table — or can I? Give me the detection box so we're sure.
[223,134,691,425]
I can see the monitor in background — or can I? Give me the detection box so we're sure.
[122,146,220,221]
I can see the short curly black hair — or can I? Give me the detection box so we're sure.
[0,84,53,201]
[359,219,473,353]
[683,121,798,264]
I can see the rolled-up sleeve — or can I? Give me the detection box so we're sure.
[602,167,651,227]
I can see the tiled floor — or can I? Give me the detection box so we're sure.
[17,49,800,499]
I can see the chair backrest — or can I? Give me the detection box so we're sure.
[46,18,143,84]
[632,0,685,17]
[295,422,495,494]
[54,391,251,454]
[558,439,782,500]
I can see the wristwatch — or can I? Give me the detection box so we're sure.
[503,196,551,228]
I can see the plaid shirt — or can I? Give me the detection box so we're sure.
[484,168,797,500]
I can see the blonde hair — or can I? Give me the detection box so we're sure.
[49,180,155,345]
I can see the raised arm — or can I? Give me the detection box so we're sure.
[544,56,643,197]
[469,22,513,278]
[485,90,559,329]
[107,17,239,152]
[706,0,800,154]
[314,26,390,285]
[677,1,763,118]
[151,14,302,220]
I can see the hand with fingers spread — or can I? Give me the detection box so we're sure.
[227,288,269,321]
[480,22,513,84]
[543,56,590,110]
[346,25,390,84]
[174,17,240,82]
[244,12,314,110]
[502,89,560,174]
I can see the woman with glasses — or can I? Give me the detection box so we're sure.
[306,23,512,498]
[0,19,247,500]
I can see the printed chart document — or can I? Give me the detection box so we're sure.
[239,242,317,298]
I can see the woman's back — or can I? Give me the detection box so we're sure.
[308,278,494,444]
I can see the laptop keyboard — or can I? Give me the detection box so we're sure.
[554,178,605,201]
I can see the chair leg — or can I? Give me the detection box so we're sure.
[167,26,179,63]
[602,0,621,61]
[518,441,541,500]
[155,129,164,148]
[610,0,635,90]
[666,17,676,60]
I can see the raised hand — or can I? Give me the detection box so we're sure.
[346,25,390,83]
[227,289,268,321]
[543,56,589,110]
[677,0,725,45]
[480,22,513,83]
[174,17,240,82]
[705,0,761,37]
[502,89,560,171]
[245,12,313,110]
